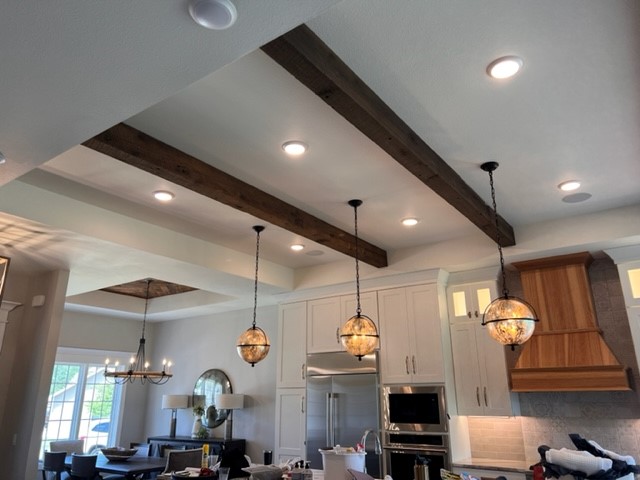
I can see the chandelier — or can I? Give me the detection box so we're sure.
[104,279,173,384]
[480,162,538,350]
[340,199,379,360]
[237,225,271,366]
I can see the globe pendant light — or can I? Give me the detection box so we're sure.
[480,162,538,350]
[104,279,173,385]
[340,199,380,360]
[237,225,270,366]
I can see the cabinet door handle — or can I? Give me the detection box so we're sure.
[484,386,488,407]
[336,327,340,343]
[405,356,410,375]
[301,395,305,413]
[302,363,306,380]
[476,387,481,406]
[474,310,479,318]
[412,355,416,374]
[467,311,472,318]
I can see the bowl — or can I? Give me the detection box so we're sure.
[101,447,138,461]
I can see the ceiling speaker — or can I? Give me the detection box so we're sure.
[188,0,237,30]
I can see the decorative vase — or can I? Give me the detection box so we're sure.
[191,416,203,438]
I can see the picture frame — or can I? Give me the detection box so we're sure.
[0,256,9,304]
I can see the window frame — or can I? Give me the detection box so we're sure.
[41,347,129,457]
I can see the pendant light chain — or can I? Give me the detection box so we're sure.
[353,202,362,317]
[487,168,509,298]
[252,227,261,329]
[141,278,150,339]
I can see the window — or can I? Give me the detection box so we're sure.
[40,348,124,458]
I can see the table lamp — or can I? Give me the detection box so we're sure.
[215,393,245,440]
[162,394,189,437]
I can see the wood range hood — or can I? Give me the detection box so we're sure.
[510,252,631,392]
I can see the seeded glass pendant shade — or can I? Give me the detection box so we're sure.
[237,225,270,366]
[340,199,380,360]
[483,296,537,349]
[480,162,538,350]
[341,313,379,358]
[237,325,270,366]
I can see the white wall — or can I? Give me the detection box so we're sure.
[0,268,69,480]
[144,305,278,463]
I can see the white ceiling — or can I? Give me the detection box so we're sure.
[1,0,639,319]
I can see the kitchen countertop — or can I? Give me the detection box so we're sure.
[453,458,533,474]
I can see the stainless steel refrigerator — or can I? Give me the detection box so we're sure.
[306,351,381,477]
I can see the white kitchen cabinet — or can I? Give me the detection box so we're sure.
[447,280,518,416]
[378,284,444,384]
[447,281,495,324]
[274,388,306,463]
[450,321,518,416]
[307,292,378,353]
[277,302,307,388]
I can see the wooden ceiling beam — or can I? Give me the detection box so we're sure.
[261,25,515,246]
[83,123,388,268]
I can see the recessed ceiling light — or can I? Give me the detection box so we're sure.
[188,0,237,30]
[401,218,419,226]
[153,190,175,202]
[282,141,308,156]
[487,56,524,79]
[558,180,581,192]
[290,244,305,252]
[0,152,6,165]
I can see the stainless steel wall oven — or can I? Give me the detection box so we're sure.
[382,385,447,433]
[383,432,450,480]
[382,385,450,480]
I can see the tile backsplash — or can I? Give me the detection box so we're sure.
[467,257,640,465]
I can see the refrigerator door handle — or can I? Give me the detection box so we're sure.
[326,392,333,446]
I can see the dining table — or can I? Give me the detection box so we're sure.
[64,453,167,479]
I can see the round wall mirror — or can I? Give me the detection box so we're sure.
[193,369,232,428]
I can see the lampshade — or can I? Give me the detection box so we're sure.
[340,314,379,358]
[162,394,189,410]
[483,296,537,348]
[215,393,245,410]
[237,326,270,366]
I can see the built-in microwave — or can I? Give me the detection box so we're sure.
[382,385,448,433]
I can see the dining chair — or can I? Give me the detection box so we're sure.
[161,448,203,474]
[159,443,187,457]
[50,439,85,455]
[130,442,151,456]
[42,451,69,480]
[67,454,100,480]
